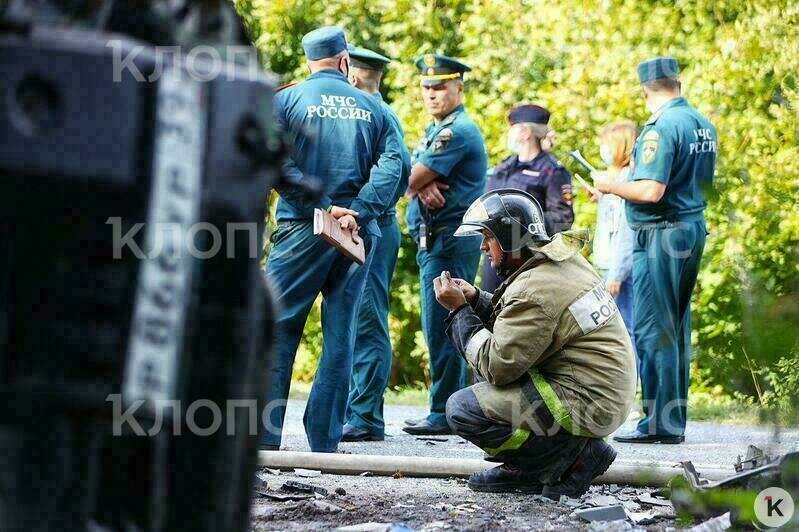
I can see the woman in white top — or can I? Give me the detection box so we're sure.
[589,121,638,365]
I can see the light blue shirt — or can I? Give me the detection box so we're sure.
[594,167,634,282]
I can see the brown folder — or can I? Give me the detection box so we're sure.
[313,208,366,265]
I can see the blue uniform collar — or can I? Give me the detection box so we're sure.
[438,104,465,125]
[372,91,384,102]
[646,97,688,125]
[308,69,348,82]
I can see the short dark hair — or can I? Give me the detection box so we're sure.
[643,77,681,92]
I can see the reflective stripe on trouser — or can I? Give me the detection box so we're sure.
[417,228,481,425]
[345,218,401,435]
[445,382,588,483]
[633,219,706,437]
[262,221,376,452]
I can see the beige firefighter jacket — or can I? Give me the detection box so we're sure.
[453,233,636,438]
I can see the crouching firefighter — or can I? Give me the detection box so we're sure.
[433,189,637,497]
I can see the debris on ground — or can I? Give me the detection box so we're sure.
[392,470,404,479]
[261,467,281,476]
[671,446,799,523]
[253,473,269,491]
[585,521,638,532]
[637,493,672,507]
[309,500,344,513]
[688,512,732,532]
[335,487,347,496]
[282,480,329,497]
[294,468,323,478]
[359,471,373,477]
[256,491,313,502]
[574,504,627,522]
[733,444,771,472]
[415,437,448,442]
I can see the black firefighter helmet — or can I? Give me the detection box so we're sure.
[454,188,550,251]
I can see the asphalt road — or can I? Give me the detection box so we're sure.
[277,399,799,470]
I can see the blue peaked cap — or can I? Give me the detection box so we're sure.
[637,57,680,83]
[302,26,347,60]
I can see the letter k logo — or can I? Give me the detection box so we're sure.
[766,495,784,517]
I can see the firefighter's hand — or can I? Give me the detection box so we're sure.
[434,270,467,310]
[452,278,477,304]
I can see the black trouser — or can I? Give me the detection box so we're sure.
[446,386,589,484]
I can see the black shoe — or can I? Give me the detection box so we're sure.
[341,424,384,442]
[401,419,452,435]
[542,439,617,499]
[403,417,426,426]
[612,430,685,444]
[468,464,544,494]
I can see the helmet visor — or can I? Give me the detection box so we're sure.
[453,223,485,237]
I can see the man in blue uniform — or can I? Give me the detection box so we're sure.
[341,45,412,442]
[594,57,717,444]
[481,104,574,293]
[402,54,487,435]
[264,27,404,452]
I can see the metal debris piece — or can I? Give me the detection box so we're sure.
[335,487,347,496]
[425,441,436,446]
[336,524,391,532]
[559,495,582,508]
[311,500,343,513]
[620,500,641,513]
[253,473,269,491]
[589,495,621,507]
[637,494,672,507]
[360,471,374,477]
[688,512,731,532]
[415,436,448,442]
[281,480,329,497]
[673,451,799,521]
[294,468,322,478]
[257,491,313,502]
[627,510,658,525]
[575,504,628,522]
[261,467,281,475]
[733,445,772,473]
[586,520,635,532]
[606,484,621,494]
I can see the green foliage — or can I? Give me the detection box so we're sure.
[237,0,799,413]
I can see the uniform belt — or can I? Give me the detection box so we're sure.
[376,212,397,228]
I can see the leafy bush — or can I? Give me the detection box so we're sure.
[238,0,799,414]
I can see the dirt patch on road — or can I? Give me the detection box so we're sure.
[249,469,679,531]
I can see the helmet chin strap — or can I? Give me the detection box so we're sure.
[494,251,513,281]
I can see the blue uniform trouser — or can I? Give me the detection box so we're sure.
[417,227,482,425]
[345,216,401,436]
[263,221,376,452]
[633,219,706,437]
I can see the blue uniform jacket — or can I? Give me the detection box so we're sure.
[487,151,574,235]
[273,69,404,236]
[626,97,717,226]
[374,92,411,221]
[406,104,487,238]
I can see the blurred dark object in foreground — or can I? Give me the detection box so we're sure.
[0,1,288,530]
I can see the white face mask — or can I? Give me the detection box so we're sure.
[600,144,614,166]
[507,129,521,153]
